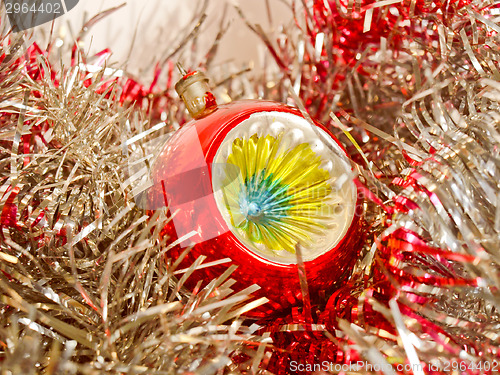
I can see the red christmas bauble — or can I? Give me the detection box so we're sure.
[148,71,362,314]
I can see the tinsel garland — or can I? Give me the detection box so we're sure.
[0,0,499,374]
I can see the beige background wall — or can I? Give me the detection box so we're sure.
[30,0,293,78]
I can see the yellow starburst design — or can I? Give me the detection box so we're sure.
[219,133,333,253]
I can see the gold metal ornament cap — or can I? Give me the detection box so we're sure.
[175,65,217,119]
